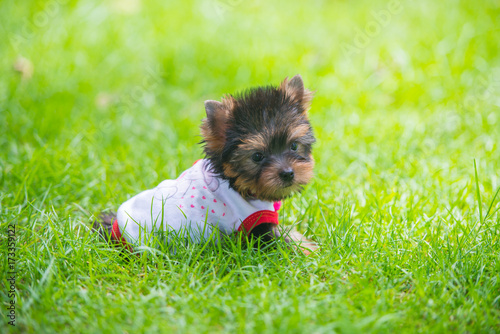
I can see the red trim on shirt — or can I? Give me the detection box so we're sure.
[111,219,133,252]
[238,210,279,234]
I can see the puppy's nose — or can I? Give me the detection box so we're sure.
[279,168,295,182]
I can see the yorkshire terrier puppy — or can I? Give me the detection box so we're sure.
[94,75,316,254]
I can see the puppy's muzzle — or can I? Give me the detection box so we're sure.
[279,168,295,184]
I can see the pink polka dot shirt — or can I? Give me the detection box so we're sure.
[116,160,280,246]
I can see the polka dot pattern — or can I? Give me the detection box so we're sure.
[180,179,228,219]
[117,160,278,247]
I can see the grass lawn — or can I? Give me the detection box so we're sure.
[1,0,500,332]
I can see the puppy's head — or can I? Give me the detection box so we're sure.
[200,75,315,202]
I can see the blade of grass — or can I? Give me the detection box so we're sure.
[473,159,483,224]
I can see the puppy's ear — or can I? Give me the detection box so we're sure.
[204,100,224,119]
[201,98,232,154]
[281,74,313,111]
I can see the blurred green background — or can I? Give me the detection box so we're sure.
[1,0,500,332]
[1,0,499,208]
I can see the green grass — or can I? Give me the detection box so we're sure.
[1,0,500,332]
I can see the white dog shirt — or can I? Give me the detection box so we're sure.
[115,159,281,247]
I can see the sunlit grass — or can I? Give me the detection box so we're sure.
[1,0,499,333]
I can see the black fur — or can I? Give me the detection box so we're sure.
[95,76,316,251]
[92,212,116,241]
[199,76,316,243]
[248,223,291,245]
[203,85,315,184]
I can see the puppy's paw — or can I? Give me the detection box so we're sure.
[286,229,319,256]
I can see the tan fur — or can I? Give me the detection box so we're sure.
[201,75,317,255]
[292,158,315,185]
[221,94,236,110]
[222,162,238,178]
[233,176,258,197]
[288,124,311,142]
[256,165,300,201]
[280,75,313,112]
[200,97,236,154]
[200,120,224,154]
[240,133,268,152]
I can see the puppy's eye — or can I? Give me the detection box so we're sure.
[251,152,265,162]
[290,142,298,151]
